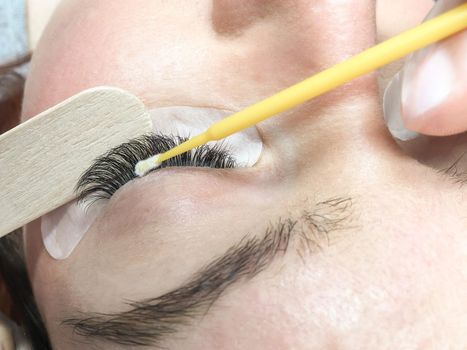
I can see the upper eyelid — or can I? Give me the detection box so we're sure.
[75,133,237,206]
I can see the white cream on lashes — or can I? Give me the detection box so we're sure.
[41,106,263,260]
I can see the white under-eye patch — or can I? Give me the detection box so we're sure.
[148,106,263,167]
[41,200,103,260]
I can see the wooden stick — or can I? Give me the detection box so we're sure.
[0,87,152,238]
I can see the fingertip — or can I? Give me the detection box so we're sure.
[383,70,419,141]
[400,30,467,136]
[402,92,467,136]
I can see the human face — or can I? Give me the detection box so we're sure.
[23,1,467,349]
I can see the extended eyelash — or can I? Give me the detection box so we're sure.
[75,133,237,205]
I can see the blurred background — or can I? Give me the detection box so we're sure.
[0,0,60,320]
[0,0,60,133]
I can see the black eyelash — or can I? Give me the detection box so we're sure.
[75,133,237,205]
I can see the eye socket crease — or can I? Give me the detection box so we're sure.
[75,133,238,206]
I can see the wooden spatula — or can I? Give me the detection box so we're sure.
[0,87,152,238]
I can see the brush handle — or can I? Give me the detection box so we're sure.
[207,3,467,140]
[156,3,467,164]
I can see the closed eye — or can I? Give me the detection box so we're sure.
[75,133,237,205]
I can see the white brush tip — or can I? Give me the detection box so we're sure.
[135,155,162,177]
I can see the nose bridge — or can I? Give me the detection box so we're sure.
[212,0,378,62]
[209,0,389,159]
[259,93,392,179]
[241,1,393,175]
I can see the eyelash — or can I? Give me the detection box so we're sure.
[75,133,237,205]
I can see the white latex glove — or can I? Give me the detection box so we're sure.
[384,0,467,140]
[0,318,14,350]
[0,312,32,350]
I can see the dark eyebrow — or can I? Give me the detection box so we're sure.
[61,197,355,348]
[62,218,297,347]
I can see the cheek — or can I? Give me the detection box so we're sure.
[22,1,141,116]
[377,0,433,41]
[22,0,216,119]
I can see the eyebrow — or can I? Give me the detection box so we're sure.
[62,197,355,348]
[62,218,296,347]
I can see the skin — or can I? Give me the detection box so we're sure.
[20,0,467,349]
[400,0,467,136]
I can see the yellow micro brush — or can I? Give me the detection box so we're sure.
[135,3,467,176]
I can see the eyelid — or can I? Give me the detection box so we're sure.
[43,134,239,261]
[75,133,237,206]
[43,105,264,261]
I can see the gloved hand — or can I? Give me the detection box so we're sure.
[0,311,32,350]
[384,0,467,140]
[0,313,15,350]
